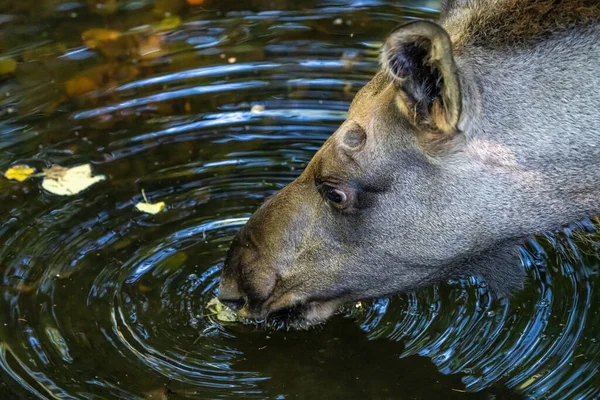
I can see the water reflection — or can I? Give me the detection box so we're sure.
[0,0,598,399]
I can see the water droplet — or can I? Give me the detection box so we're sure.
[486,310,496,317]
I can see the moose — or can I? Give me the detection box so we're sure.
[218,0,600,327]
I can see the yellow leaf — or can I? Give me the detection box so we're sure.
[186,0,205,4]
[82,28,122,49]
[0,58,17,75]
[154,16,181,32]
[206,298,238,322]
[135,201,166,214]
[65,76,97,97]
[139,35,164,59]
[4,165,35,181]
[156,252,187,272]
[21,43,68,62]
[41,164,105,196]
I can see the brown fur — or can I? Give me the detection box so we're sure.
[395,90,459,155]
[431,97,454,134]
[444,0,600,50]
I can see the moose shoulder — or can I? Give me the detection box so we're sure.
[218,0,600,327]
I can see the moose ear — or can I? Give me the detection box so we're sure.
[381,20,461,135]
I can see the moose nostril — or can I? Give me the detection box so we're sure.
[219,297,246,311]
[218,280,244,310]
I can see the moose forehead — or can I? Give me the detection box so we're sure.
[347,72,394,120]
[308,136,363,184]
[346,72,417,149]
[305,72,408,191]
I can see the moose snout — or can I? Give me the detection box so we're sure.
[217,285,245,310]
[217,209,283,315]
[218,232,247,310]
[218,268,247,310]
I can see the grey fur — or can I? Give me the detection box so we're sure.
[218,0,600,326]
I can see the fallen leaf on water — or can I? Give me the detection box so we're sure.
[65,64,139,99]
[135,202,166,214]
[156,252,187,272]
[22,43,68,62]
[135,189,165,214]
[82,28,122,49]
[206,297,239,322]
[186,0,205,4]
[0,57,17,75]
[65,76,98,97]
[43,165,68,180]
[4,165,35,181]
[143,387,168,400]
[138,35,164,59]
[41,164,105,196]
[154,16,182,32]
[152,0,185,18]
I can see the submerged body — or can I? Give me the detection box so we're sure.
[218,0,600,326]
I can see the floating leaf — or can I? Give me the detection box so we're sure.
[65,64,139,99]
[153,0,185,18]
[41,164,105,196]
[135,201,166,214]
[135,189,165,214]
[206,298,238,322]
[22,43,68,62]
[154,16,181,32]
[138,35,164,59]
[186,0,205,4]
[43,165,68,180]
[156,252,187,272]
[82,28,121,49]
[4,165,35,181]
[0,57,17,75]
[65,76,97,97]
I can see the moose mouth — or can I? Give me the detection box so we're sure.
[263,305,308,327]
[238,297,346,329]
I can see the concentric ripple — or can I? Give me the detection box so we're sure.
[0,1,598,399]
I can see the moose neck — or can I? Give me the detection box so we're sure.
[455,31,600,238]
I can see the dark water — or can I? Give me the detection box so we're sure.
[0,0,598,399]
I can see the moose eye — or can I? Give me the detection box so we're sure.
[323,186,348,207]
